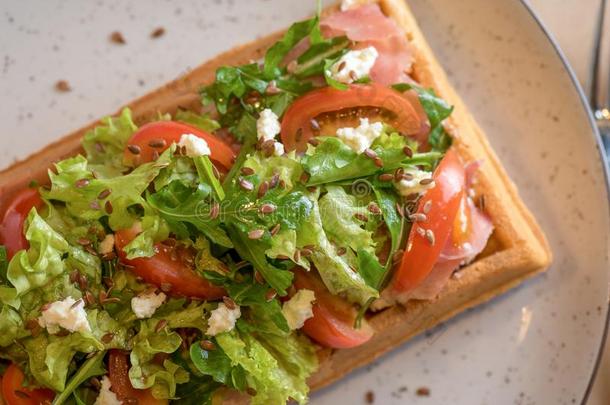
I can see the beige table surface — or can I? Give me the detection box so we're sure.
[526,1,609,403]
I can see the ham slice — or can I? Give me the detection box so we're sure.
[321,4,414,85]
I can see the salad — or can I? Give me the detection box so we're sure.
[0,3,492,405]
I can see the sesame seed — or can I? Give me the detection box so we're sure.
[75,178,90,188]
[403,146,413,157]
[127,145,141,155]
[148,139,167,148]
[239,178,254,191]
[200,340,216,351]
[155,319,168,333]
[409,213,427,222]
[425,229,435,245]
[364,148,377,159]
[223,296,237,310]
[248,229,265,240]
[97,189,112,199]
[241,167,255,176]
[260,203,276,214]
[379,173,394,182]
[423,200,432,214]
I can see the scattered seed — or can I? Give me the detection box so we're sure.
[260,203,276,214]
[308,137,320,146]
[276,254,290,260]
[84,291,96,306]
[78,274,89,290]
[55,80,71,92]
[75,178,90,188]
[223,296,237,310]
[286,60,298,74]
[14,391,31,399]
[103,277,114,289]
[109,31,126,44]
[257,180,269,198]
[409,213,427,222]
[307,186,317,193]
[127,144,141,155]
[97,188,112,200]
[293,249,301,263]
[419,178,434,186]
[247,387,258,397]
[425,229,436,245]
[77,238,91,246]
[209,202,220,220]
[394,167,405,182]
[354,212,369,222]
[392,249,405,264]
[155,319,168,333]
[416,387,430,397]
[368,203,381,214]
[374,157,384,168]
[300,172,310,184]
[200,340,216,351]
[248,229,265,240]
[160,283,173,293]
[25,319,40,330]
[295,127,303,142]
[395,202,404,217]
[239,178,254,191]
[310,118,320,131]
[278,179,286,189]
[266,80,281,95]
[423,200,433,214]
[70,299,83,309]
[349,70,358,82]
[300,248,313,257]
[478,195,486,211]
[150,27,165,38]
[69,270,80,284]
[365,390,375,404]
[379,173,394,182]
[403,146,413,157]
[254,271,265,284]
[269,173,280,189]
[265,289,277,301]
[364,148,377,159]
[415,227,425,237]
[147,138,166,149]
[241,166,255,176]
[89,200,101,210]
[270,223,281,236]
[90,377,102,389]
[101,332,114,343]
[337,61,347,72]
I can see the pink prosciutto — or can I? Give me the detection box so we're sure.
[321,3,414,85]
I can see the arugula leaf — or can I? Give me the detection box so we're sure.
[52,351,106,405]
[147,181,233,248]
[174,375,221,405]
[194,155,225,201]
[294,36,349,78]
[264,17,319,78]
[189,343,233,385]
[373,187,405,266]
[357,249,386,289]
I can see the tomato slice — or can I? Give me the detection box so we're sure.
[0,188,44,259]
[108,350,166,405]
[293,268,374,349]
[115,227,225,300]
[1,364,54,405]
[280,83,422,152]
[123,121,236,169]
[389,149,466,294]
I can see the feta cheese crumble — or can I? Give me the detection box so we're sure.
[336,118,384,153]
[256,108,281,142]
[394,169,435,196]
[282,289,315,330]
[206,302,241,336]
[98,234,115,255]
[38,296,91,334]
[94,376,121,405]
[178,133,211,157]
[340,0,359,11]
[131,291,166,319]
[329,46,378,84]
[272,141,285,156]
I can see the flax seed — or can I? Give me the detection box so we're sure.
[409,213,427,222]
[425,229,435,245]
[293,249,301,262]
[257,181,269,198]
[75,178,90,188]
[403,146,413,158]
[260,203,276,214]
[200,340,216,351]
[148,139,167,148]
[308,137,320,146]
[270,223,281,236]
[210,202,220,220]
[127,145,141,155]
[239,178,254,191]
[155,319,168,333]
[105,200,113,214]
[419,178,434,186]
[310,118,320,131]
[374,157,383,168]
[241,167,255,176]
[265,289,277,301]
[97,189,112,199]
[395,202,404,217]
[222,296,237,310]
[379,173,394,182]
[423,200,432,214]
[248,229,265,239]
[368,203,381,214]
[364,148,377,159]
[101,333,114,343]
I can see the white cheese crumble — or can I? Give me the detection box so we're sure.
[131,291,166,319]
[206,303,241,336]
[178,133,211,157]
[336,118,384,153]
[394,169,435,196]
[94,376,121,405]
[329,46,378,84]
[340,0,359,11]
[256,108,281,142]
[272,141,285,156]
[38,296,91,334]
[282,289,315,330]
[98,234,115,255]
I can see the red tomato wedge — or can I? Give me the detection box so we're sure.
[280,83,422,152]
[115,227,225,300]
[108,350,166,405]
[293,268,374,349]
[123,121,236,169]
[1,364,55,405]
[0,188,44,259]
[390,149,466,294]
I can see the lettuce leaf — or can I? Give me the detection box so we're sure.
[81,108,138,178]
[174,110,221,132]
[52,351,106,405]
[123,215,170,259]
[0,306,28,347]
[265,229,310,270]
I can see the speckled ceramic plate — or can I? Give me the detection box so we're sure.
[1,0,608,404]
